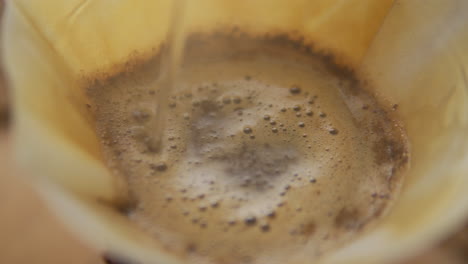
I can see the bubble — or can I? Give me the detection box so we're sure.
[329,128,339,135]
[296,112,302,117]
[244,217,257,226]
[183,113,190,120]
[379,194,390,199]
[267,211,276,218]
[306,110,314,116]
[289,86,302,94]
[310,178,317,183]
[300,222,317,236]
[261,224,271,232]
[293,105,301,111]
[263,115,271,121]
[269,120,277,125]
[150,162,168,171]
[186,243,197,253]
[319,112,327,118]
[243,127,253,134]
[281,107,287,112]
[271,127,278,133]
[132,109,151,123]
[222,97,232,104]
[298,122,305,128]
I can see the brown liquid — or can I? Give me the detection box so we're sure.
[87,33,409,264]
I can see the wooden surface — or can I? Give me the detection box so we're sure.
[0,129,103,264]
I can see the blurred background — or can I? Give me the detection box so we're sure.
[0,3,102,264]
[0,1,467,263]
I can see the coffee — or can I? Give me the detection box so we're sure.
[87,33,409,264]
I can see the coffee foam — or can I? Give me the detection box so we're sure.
[87,33,409,264]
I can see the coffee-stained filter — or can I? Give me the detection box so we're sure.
[3,0,468,263]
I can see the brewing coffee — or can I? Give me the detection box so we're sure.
[87,33,409,264]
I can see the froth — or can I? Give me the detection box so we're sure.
[87,33,409,264]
